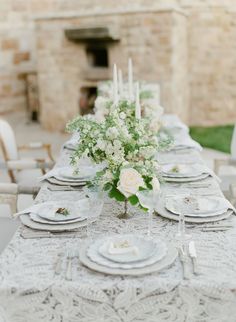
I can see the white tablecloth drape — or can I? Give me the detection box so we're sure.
[0,116,236,322]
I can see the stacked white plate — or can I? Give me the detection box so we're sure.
[155,194,234,223]
[79,235,178,276]
[20,200,91,232]
[161,163,209,182]
[47,166,97,186]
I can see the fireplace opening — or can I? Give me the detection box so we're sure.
[86,46,109,67]
[79,86,97,115]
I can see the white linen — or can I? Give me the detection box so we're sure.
[1,116,236,322]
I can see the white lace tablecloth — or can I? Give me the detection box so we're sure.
[1,123,236,322]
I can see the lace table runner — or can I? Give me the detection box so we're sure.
[0,147,236,322]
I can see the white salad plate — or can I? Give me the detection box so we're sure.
[80,240,177,276]
[36,200,89,222]
[54,174,91,183]
[57,166,95,180]
[20,214,91,231]
[161,164,203,178]
[165,195,229,218]
[155,199,233,223]
[98,235,162,263]
[87,236,167,269]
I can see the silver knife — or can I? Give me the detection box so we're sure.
[201,227,231,232]
[188,241,199,275]
[179,246,190,280]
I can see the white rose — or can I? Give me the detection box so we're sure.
[151,177,160,192]
[117,168,145,198]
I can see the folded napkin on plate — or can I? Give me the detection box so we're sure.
[172,137,202,152]
[161,114,189,132]
[108,241,139,255]
[63,133,80,149]
[195,164,221,183]
[38,167,63,182]
[13,202,47,218]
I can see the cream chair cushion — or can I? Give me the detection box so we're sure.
[0,119,18,160]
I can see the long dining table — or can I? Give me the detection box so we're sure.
[0,115,236,322]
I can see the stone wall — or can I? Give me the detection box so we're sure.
[187,6,236,125]
[36,9,188,131]
[0,0,236,129]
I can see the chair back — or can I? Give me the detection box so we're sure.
[231,124,236,159]
[0,119,18,161]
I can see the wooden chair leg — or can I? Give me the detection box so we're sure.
[0,194,18,215]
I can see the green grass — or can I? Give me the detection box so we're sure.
[189,125,234,154]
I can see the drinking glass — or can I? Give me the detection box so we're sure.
[137,189,160,238]
[175,198,192,245]
[84,186,104,239]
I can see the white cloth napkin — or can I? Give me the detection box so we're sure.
[108,242,139,255]
[63,132,80,149]
[161,114,189,132]
[172,136,202,152]
[13,202,49,218]
[38,167,64,182]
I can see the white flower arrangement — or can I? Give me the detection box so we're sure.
[67,100,165,207]
[94,86,165,135]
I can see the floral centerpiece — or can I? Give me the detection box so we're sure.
[93,95,165,134]
[67,100,164,217]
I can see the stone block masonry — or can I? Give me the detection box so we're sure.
[0,0,236,129]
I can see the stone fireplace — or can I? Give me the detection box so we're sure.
[35,8,188,131]
[65,26,119,115]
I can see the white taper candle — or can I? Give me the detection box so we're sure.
[113,64,118,105]
[128,58,133,101]
[118,69,123,97]
[135,82,141,119]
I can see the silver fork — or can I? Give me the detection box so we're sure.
[65,249,76,281]
[54,252,63,276]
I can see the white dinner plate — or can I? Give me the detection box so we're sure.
[30,213,87,225]
[164,173,209,183]
[36,199,89,222]
[87,236,167,269]
[54,174,91,183]
[98,235,162,263]
[165,195,229,218]
[46,177,87,186]
[20,214,91,231]
[161,164,203,178]
[155,199,233,223]
[80,241,177,276]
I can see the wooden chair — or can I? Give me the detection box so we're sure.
[0,183,40,214]
[0,118,54,186]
